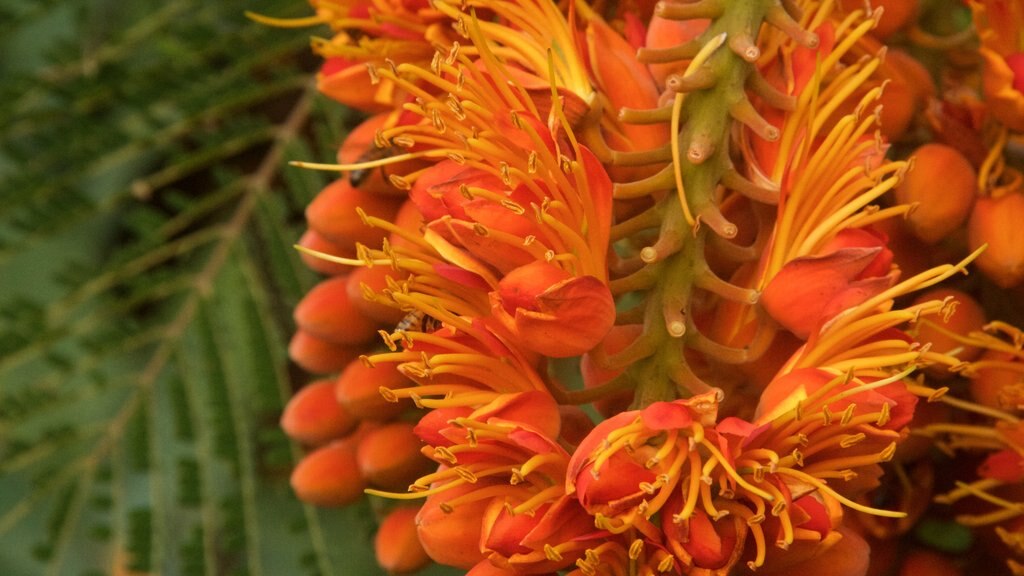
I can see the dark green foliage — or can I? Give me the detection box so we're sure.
[0,0,392,574]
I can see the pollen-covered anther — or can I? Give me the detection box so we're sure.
[880,442,897,462]
[840,404,857,426]
[876,402,892,427]
[575,559,597,576]
[500,199,525,215]
[366,62,381,85]
[544,544,564,562]
[378,386,400,403]
[753,465,766,483]
[657,553,675,573]
[388,174,412,190]
[629,539,644,559]
[454,466,478,483]
[748,513,766,526]
[434,446,457,465]
[821,405,833,425]
[378,330,399,351]
[387,135,413,150]
[839,433,866,448]
[410,392,425,409]
[771,500,786,516]
[791,449,804,467]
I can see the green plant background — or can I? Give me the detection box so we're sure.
[0,1,452,574]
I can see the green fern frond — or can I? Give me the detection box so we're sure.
[0,0,395,574]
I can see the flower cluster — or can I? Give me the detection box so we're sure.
[268,0,1024,574]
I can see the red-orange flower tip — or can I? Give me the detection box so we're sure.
[762,245,896,339]
[981,48,1024,132]
[494,261,615,358]
[416,483,488,569]
[375,507,431,575]
[281,379,356,445]
[290,438,366,506]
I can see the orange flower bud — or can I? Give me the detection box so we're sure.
[493,261,615,358]
[281,379,357,445]
[288,329,361,375]
[345,266,406,325]
[297,229,353,276]
[337,113,420,197]
[911,288,986,369]
[357,422,432,491]
[306,179,403,247]
[895,144,977,244]
[295,276,381,346]
[969,349,1024,410]
[762,244,896,339]
[416,483,488,569]
[335,360,408,421]
[968,192,1024,288]
[290,437,366,506]
[980,47,1024,132]
[586,17,668,151]
[375,507,431,574]
[317,57,397,114]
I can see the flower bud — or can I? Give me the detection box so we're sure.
[415,483,488,569]
[911,288,986,372]
[968,192,1024,288]
[762,244,896,339]
[493,261,615,358]
[357,422,432,491]
[288,329,361,375]
[335,360,408,421]
[338,113,416,197]
[318,57,396,113]
[375,506,431,574]
[281,379,357,445]
[297,229,353,276]
[346,265,406,325]
[980,48,1024,132]
[290,437,366,506]
[969,349,1024,410]
[306,179,403,247]
[295,276,381,346]
[895,144,977,244]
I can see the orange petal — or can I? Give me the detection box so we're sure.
[761,247,884,339]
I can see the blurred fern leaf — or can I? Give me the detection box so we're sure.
[0,0,386,574]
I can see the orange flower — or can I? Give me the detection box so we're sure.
[761,230,898,339]
[491,261,615,358]
[973,0,1024,130]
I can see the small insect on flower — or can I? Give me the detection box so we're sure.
[350,145,396,188]
[395,310,442,333]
